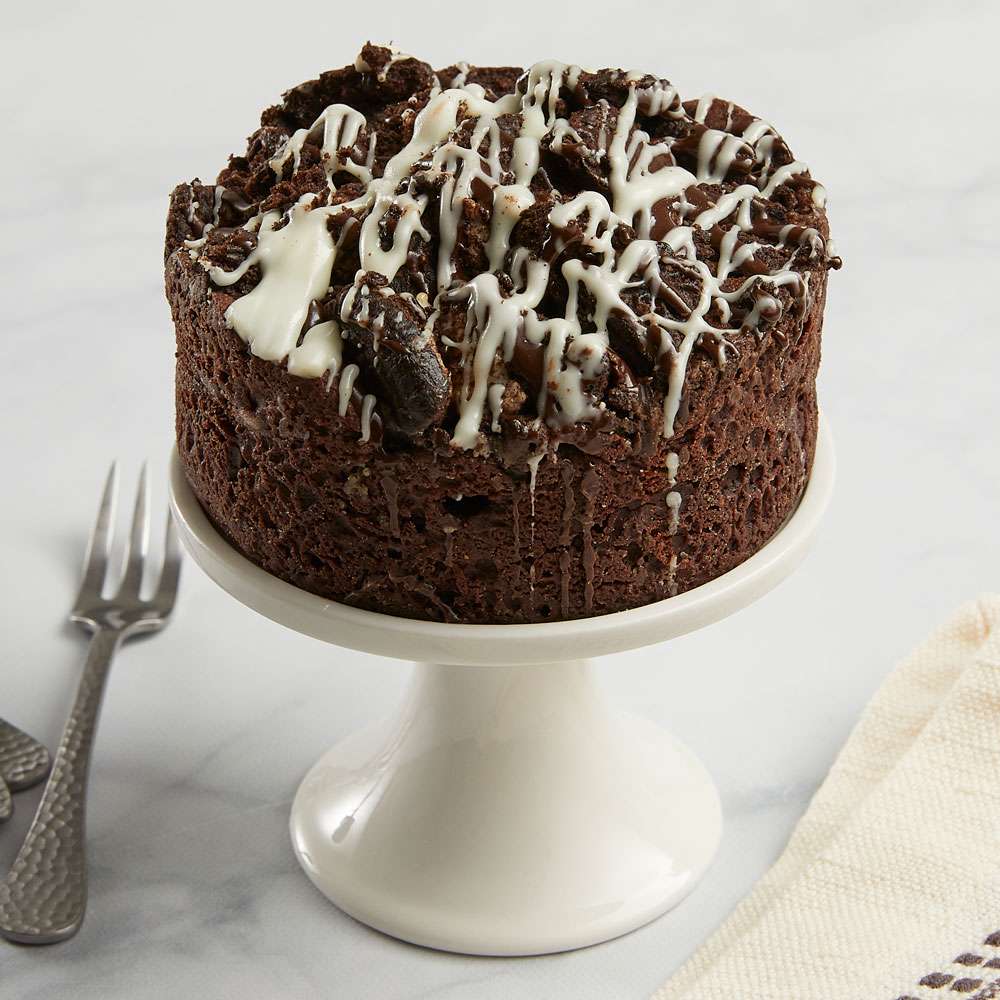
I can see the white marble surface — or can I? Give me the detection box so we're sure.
[1,2,997,996]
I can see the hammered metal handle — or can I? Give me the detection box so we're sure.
[0,629,119,944]
[0,717,52,792]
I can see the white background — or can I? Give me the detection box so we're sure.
[1,2,998,997]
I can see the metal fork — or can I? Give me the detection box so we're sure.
[0,463,181,945]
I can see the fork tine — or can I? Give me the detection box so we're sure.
[118,464,150,595]
[74,462,118,604]
[152,510,182,614]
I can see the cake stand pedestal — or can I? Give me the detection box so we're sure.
[168,417,834,956]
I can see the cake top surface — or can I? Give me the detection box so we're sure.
[171,43,839,454]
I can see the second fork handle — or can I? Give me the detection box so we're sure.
[0,627,120,944]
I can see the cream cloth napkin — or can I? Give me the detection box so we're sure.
[654,596,1000,1000]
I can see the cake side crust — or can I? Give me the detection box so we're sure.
[169,247,823,623]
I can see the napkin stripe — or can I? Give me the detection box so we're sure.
[895,932,1000,999]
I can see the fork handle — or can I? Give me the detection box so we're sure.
[0,627,120,944]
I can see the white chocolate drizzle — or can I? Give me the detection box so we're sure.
[191,48,835,458]
[608,88,697,237]
[360,394,377,442]
[355,44,413,82]
[269,104,374,187]
[338,363,360,416]
[487,382,505,432]
[207,197,337,366]
[666,490,681,534]
[665,451,679,486]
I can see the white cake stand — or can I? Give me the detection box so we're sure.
[168,416,834,956]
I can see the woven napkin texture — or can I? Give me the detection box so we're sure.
[654,596,1000,1000]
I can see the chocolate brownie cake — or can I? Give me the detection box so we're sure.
[166,43,839,624]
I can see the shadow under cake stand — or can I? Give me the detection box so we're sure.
[168,416,834,956]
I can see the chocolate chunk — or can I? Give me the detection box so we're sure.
[339,279,451,435]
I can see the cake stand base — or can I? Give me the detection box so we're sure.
[289,659,720,956]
